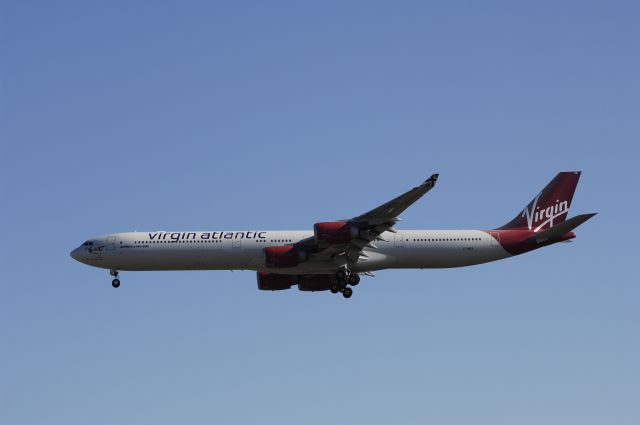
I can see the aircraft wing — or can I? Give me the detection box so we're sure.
[351,173,439,224]
[299,173,439,265]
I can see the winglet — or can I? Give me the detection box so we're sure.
[422,173,439,189]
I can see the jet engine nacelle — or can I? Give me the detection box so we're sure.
[314,221,358,245]
[256,272,296,290]
[264,246,307,268]
[298,275,333,292]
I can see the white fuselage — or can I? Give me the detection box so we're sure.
[72,229,512,274]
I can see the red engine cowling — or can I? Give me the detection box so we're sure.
[314,221,358,245]
[257,272,296,291]
[264,246,307,268]
[298,275,332,291]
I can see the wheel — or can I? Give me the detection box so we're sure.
[348,274,360,285]
[342,287,353,298]
[336,270,346,280]
[330,284,339,294]
[112,278,120,288]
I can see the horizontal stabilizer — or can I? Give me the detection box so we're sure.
[530,213,597,242]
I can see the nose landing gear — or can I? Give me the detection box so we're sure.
[110,269,120,288]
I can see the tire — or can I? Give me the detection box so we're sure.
[348,274,360,285]
[112,278,121,288]
[330,284,339,294]
[342,287,353,299]
[336,270,346,280]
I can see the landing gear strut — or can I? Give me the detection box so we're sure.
[110,269,120,288]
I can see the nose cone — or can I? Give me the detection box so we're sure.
[70,247,82,261]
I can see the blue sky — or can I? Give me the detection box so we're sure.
[1,1,638,423]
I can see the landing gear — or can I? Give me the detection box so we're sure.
[336,269,359,284]
[334,269,360,299]
[110,269,120,288]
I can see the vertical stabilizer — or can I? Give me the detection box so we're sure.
[498,172,581,232]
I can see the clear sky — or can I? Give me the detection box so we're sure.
[1,1,639,424]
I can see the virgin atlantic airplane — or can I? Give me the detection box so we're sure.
[70,172,594,299]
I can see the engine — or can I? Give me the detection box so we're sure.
[264,246,307,268]
[256,272,296,291]
[298,275,333,292]
[314,221,359,245]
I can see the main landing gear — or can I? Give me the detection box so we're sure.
[333,269,360,299]
[110,269,120,288]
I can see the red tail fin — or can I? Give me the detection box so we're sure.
[498,172,581,232]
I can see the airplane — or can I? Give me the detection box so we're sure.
[70,171,595,299]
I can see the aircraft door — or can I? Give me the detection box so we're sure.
[232,239,241,249]
[106,236,116,251]
[395,233,404,247]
